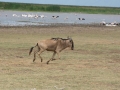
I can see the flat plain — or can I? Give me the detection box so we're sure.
[0,25,120,90]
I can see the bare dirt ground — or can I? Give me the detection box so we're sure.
[0,25,120,90]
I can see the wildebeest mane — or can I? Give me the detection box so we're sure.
[51,37,74,50]
[51,37,62,40]
[51,37,69,41]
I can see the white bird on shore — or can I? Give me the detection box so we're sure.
[34,14,39,19]
[28,14,35,18]
[100,21,106,25]
[13,14,20,17]
[40,15,45,18]
[22,14,27,17]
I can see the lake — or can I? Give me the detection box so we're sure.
[0,10,120,26]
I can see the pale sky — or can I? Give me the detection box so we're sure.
[0,0,120,7]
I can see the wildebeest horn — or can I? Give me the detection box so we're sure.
[67,36,72,40]
[67,36,72,39]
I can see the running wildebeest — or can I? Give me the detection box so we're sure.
[29,37,74,64]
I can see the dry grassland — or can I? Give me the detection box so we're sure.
[0,25,120,90]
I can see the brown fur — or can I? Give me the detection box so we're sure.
[29,37,74,64]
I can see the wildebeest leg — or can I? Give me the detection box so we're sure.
[38,55,43,62]
[33,51,37,62]
[47,52,56,64]
[56,52,60,60]
[38,50,45,62]
[51,52,56,61]
[33,45,40,62]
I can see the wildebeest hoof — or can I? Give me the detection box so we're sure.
[33,59,35,62]
[47,61,49,64]
[41,59,43,62]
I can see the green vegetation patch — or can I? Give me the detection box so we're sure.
[0,2,120,14]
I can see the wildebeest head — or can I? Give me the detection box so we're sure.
[67,37,74,50]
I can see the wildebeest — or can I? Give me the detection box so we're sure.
[29,37,74,64]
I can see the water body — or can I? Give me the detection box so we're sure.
[0,10,120,26]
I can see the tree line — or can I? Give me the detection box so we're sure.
[0,2,60,12]
[0,2,120,14]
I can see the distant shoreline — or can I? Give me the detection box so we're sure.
[0,2,120,15]
[0,23,116,28]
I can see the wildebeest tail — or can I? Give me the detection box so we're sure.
[29,47,34,55]
[29,43,38,55]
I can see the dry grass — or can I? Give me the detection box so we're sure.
[0,25,120,90]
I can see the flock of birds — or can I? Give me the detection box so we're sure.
[0,12,88,26]
[13,13,46,18]
[100,21,119,26]
[11,13,86,21]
